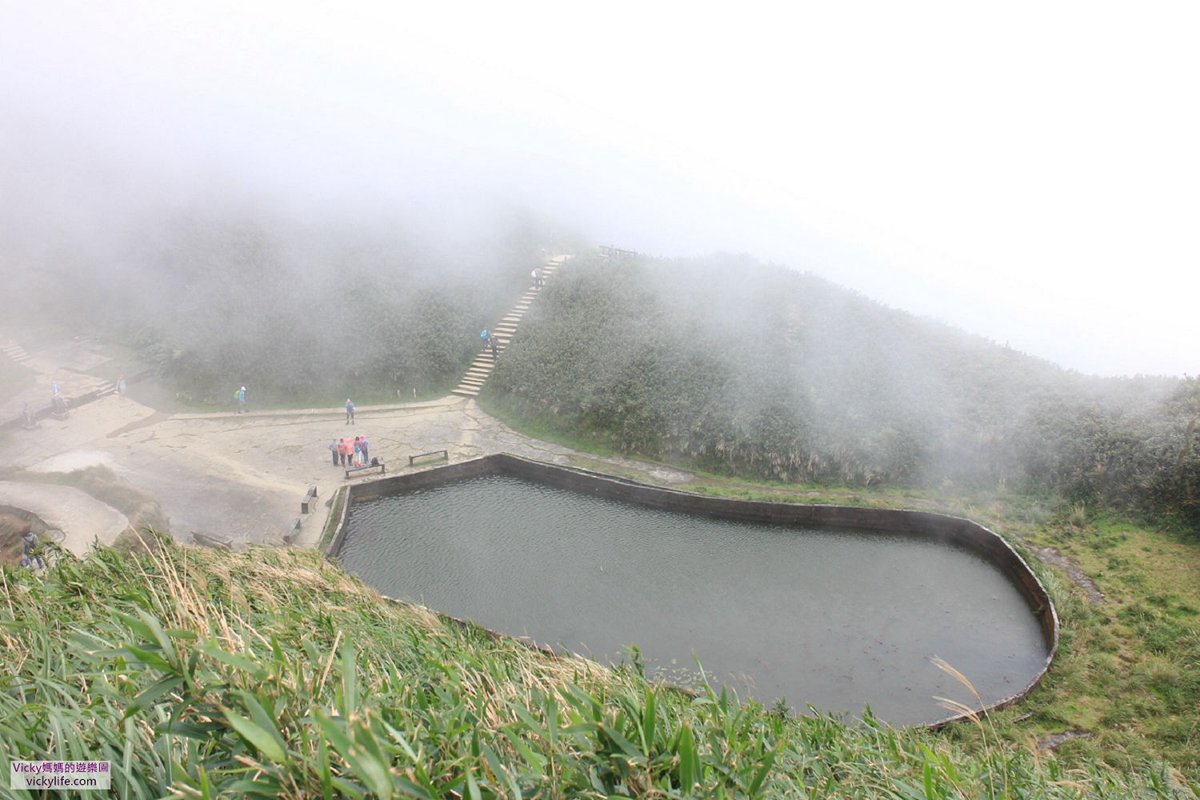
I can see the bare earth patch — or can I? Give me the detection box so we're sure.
[1034,545,1106,605]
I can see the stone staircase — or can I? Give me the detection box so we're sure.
[1,341,33,366]
[452,255,568,398]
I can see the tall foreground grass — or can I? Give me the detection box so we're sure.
[0,540,1190,798]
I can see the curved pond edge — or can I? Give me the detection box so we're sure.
[325,452,1059,729]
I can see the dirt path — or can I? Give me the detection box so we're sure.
[0,360,687,552]
[0,330,583,549]
[1033,545,1106,605]
[0,481,129,556]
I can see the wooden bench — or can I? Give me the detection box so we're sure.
[191,531,234,551]
[283,518,301,544]
[345,462,386,479]
[284,520,304,544]
[408,449,449,466]
[300,485,318,514]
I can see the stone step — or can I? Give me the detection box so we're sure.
[1,344,31,362]
[453,253,568,396]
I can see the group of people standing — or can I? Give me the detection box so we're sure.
[331,435,371,468]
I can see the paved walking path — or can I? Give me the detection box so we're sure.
[0,372,692,557]
[0,481,129,556]
[0,390,577,551]
[0,261,696,557]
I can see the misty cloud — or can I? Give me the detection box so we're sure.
[2,3,1197,376]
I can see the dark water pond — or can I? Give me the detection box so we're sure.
[336,474,1048,724]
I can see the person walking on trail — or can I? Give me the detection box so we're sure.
[480,328,499,360]
[353,438,363,467]
[236,386,247,413]
[328,439,339,466]
[359,435,370,463]
[337,438,349,466]
[345,398,355,424]
[21,527,44,570]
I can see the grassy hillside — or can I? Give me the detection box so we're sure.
[1,540,1189,798]
[486,252,1200,531]
[3,208,582,408]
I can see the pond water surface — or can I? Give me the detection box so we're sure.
[336,474,1048,725]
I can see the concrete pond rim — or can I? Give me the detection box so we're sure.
[325,452,1060,730]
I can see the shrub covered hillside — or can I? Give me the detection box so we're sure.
[487,253,1200,531]
[6,204,581,406]
[0,542,1184,798]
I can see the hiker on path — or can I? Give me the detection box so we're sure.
[480,328,499,360]
[353,438,363,467]
[328,439,339,466]
[345,398,355,424]
[21,527,44,570]
[337,438,350,466]
[116,376,127,400]
[359,435,370,463]
[236,386,247,413]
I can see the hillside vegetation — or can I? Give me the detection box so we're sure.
[5,242,1197,794]
[1,540,1186,798]
[5,207,580,407]
[486,253,1200,532]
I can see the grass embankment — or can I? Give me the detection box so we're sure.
[2,540,1187,798]
[479,394,1200,784]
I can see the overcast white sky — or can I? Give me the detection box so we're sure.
[3,2,1197,376]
